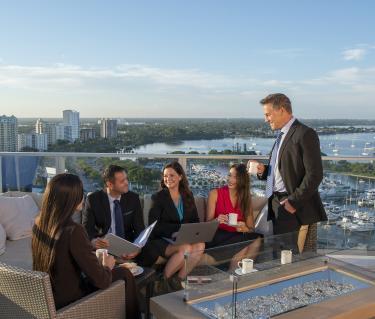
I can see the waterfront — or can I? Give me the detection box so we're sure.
[134,132,375,157]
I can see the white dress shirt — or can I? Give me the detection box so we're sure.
[273,116,296,193]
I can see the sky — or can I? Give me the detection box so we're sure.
[0,0,375,119]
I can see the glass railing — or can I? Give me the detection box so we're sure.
[183,231,375,318]
[1,152,374,235]
[2,152,374,317]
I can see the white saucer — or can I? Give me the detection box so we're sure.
[234,268,258,276]
[130,266,144,277]
[224,221,238,227]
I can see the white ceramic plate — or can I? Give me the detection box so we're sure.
[234,268,258,276]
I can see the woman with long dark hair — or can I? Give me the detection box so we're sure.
[32,173,140,318]
[206,163,262,270]
[141,161,205,291]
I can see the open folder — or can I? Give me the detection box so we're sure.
[105,221,157,257]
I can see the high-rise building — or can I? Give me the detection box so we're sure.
[17,133,31,151]
[63,110,80,141]
[35,118,45,134]
[45,123,57,145]
[18,133,48,151]
[33,133,48,151]
[0,115,18,152]
[35,119,60,145]
[56,123,67,141]
[80,128,96,141]
[100,119,118,139]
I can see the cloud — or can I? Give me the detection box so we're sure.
[0,62,374,118]
[116,64,256,89]
[303,67,375,87]
[342,48,366,61]
[0,63,259,91]
[1,63,374,94]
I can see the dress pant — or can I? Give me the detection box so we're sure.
[270,193,300,254]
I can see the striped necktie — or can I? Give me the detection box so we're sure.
[265,131,284,198]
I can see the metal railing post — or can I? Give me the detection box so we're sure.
[178,157,187,171]
[15,156,20,190]
[0,156,2,192]
[55,156,66,174]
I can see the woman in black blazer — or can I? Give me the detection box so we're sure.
[140,161,205,289]
[31,173,140,319]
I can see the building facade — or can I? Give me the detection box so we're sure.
[63,110,80,141]
[0,115,18,152]
[100,119,118,139]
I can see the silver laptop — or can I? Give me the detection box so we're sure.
[164,220,219,245]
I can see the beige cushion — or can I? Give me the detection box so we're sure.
[143,194,153,226]
[0,237,32,269]
[252,195,268,221]
[254,204,273,235]
[194,196,207,222]
[0,224,5,255]
[2,191,43,210]
[0,195,39,240]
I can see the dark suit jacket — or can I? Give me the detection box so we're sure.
[149,188,200,239]
[34,220,112,309]
[259,119,327,225]
[82,189,145,242]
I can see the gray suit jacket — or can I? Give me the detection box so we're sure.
[259,119,327,225]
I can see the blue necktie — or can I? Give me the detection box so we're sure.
[265,131,284,198]
[114,200,125,238]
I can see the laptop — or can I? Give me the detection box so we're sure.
[163,220,219,245]
[105,221,157,257]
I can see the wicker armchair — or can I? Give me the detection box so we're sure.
[0,262,125,319]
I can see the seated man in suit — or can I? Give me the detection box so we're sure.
[82,165,145,260]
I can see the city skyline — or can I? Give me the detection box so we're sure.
[0,1,375,118]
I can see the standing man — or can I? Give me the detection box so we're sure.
[82,165,145,259]
[249,93,326,252]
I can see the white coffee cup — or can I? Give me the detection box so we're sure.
[281,250,292,265]
[95,249,108,264]
[248,161,258,175]
[228,213,238,225]
[238,258,253,274]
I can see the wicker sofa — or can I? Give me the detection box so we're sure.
[0,192,126,319]
[0,191,270,268]
[0,190,270,319]
[0,262,125,319]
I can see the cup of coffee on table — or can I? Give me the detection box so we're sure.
[238,258,253,274]
[281,250,292,265]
